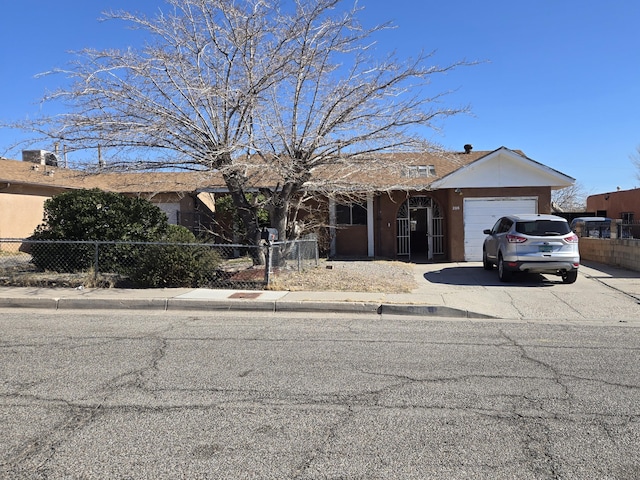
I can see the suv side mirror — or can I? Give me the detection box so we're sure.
[483,229,492,235]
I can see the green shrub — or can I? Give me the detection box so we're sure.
[30,189,170,273]
[128,225,222,288]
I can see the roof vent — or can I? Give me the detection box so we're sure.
[463,144,473,154]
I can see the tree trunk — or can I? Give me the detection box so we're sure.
[222,170,265,265]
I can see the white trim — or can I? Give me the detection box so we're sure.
[367,193,374,257]
[329,197,336,257]
[431,147,574,189]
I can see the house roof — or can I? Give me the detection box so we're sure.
[430,147,575,190]
[0,146,573,194]
[0,157,225,193]
[307,149,489,192]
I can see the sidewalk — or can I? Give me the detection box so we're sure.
[0,261,638,319]
[0,283,484,318]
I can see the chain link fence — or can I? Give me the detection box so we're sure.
[0,237,318,290]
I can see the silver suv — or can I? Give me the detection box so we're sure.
[482,214,580,283]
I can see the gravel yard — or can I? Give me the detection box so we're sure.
[269,259,418,293]
[0,250,418,292]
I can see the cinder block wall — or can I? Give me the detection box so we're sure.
[579,238,640,272]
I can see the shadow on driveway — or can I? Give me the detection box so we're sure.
[581,261,640,279]
[423,265,559,287]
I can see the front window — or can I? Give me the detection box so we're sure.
[336,202,367,225]
[405,165,436,178]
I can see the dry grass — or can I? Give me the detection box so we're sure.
[0,255,417,292]
[268,259,417,293]
[0,269,122,288]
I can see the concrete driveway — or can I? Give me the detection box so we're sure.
[398,261,640,322]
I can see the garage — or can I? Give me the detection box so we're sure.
[463,197,538,261]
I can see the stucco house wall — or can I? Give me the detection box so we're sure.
[335,225,368,257]
[586,188,640,219]
[0,192,48,238]
[0,181,70,238]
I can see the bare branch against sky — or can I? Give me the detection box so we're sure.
[9,0,473,247]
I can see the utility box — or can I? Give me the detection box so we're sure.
[261,228,278,243]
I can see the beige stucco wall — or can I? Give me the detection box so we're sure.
[0,192,47,238]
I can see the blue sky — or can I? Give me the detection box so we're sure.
[1,0,639,195]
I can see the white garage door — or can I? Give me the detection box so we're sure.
[463,197,538,261]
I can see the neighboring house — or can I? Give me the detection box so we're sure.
[0,153,219,239]
[586,187,639,223]
[0,146,575,262]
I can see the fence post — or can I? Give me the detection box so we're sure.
[297,242,302,272]
[315,240,319,266]
[93,242,99,281]
[264,244,272,286]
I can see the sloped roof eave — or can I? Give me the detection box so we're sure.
[430,146,575,189]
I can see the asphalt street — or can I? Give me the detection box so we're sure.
[1,310,639,479]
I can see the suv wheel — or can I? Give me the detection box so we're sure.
[482,250,493,270]
[562,270,578,284]
[498,254,512,282]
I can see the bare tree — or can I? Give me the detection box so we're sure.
[10,0,472,257]
[633,145,640,183]
[250,0,471,240]
[552,182,589,212]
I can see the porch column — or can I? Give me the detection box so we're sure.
[367,193,374,257]
[329,197,336,257]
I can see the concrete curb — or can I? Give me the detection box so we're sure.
[0,297,59,309]
[167,299,277,312]
[0,296,487,318]
[274,301,381,314]
[379,304,495,319]
[58,298,169,310]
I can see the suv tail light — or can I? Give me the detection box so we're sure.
[565,234,579,244]
[506,234,527,243]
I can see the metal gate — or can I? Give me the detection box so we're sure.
[396,196,443,259]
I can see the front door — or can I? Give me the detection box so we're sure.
[396,196,443,261]
[410,207,429,256]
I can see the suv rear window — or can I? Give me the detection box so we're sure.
[515,220,570,236]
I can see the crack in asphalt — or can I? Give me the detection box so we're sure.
[292,405,355,479]
[499,330,572,399]
[2,322,639,478]
[497,329,574,479]
[1,326,175,477]
[1,401,104,477]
